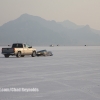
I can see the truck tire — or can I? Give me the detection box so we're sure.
[4,54,9,58]
[16,51,21,58]
[31,51,36,57]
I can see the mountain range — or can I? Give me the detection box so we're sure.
[0,13,100,46]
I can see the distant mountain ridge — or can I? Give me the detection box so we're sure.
[0,13,100,46]
[59,20,84,29]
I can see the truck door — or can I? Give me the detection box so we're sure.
[26,45,33,55]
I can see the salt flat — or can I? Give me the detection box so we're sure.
[0,46,100,100]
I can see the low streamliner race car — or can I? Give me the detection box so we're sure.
[36,50,53,56]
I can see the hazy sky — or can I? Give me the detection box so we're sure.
[0,0,100,30]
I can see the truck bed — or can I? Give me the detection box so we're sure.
[2,48,14,54]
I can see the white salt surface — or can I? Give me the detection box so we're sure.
[0,46,100,100]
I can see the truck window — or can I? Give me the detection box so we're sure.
[24,44,26,48]
[26,44,29,48]
[12,44,23,48]
[18,44,23,48]
[25,44,30,48]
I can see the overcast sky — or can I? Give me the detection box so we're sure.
[0,0,100,30]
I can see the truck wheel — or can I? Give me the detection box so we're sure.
[16,51,21,58]
[31,51,36,57]
[4,54,9,58]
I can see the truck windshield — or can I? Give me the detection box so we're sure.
[12,44,23,48]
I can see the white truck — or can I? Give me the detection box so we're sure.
[1,43,36,58]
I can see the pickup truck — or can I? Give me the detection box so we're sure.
[1,43,36,58]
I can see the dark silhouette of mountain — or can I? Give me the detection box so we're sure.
[0,13,100,46]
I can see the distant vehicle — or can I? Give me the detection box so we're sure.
[1,43,36,58]
[50,44,54,47]
[36,50,53,56]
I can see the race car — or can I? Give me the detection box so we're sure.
[36,50,53,56]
